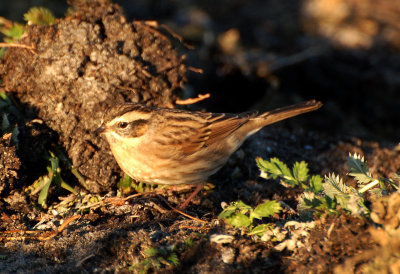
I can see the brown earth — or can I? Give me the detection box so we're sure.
[1,0,400,273]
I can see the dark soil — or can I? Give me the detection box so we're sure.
[0,134,20,198]
[1,0,400,273]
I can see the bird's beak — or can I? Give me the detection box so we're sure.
[93,125,106,135]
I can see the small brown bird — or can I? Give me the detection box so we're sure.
[95,100,322,208]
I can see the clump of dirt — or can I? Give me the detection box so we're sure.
[0,0,187,192]
[285,213,376,273]
[332,192,400,273]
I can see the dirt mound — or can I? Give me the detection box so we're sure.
[0,0,187,192]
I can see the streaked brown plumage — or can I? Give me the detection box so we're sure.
[95,100,322,208]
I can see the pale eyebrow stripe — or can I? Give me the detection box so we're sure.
[108,112,150,126]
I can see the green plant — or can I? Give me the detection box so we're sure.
[117,174,168,195]
[26,151,77,208]
[256,157,323,192]
[347,153,398,194]
[117,174,147,194]
[24,7,55,26]
[131,246,179,274]
[184,237,194,247]
[1,91,89,210]
[256,154,399,217]
[219,200,282,239]
[55,148,90,191]
[0,22,25,43]
[0,7,55,49]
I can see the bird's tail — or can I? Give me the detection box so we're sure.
[241,100,322,136]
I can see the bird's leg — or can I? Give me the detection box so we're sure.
[178,183,205,210]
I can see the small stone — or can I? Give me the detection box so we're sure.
[221,247,235,264]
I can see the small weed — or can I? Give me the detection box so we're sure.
[184,237,194,248]
[256,157,323,192]
[0,7,55,57]
[130,236,200,273]
[24,7,55,26]
[131,246,179,274]
[0,22,25,43]
[219,200,282,240]
[256,154,399,217]
[25,151,77,208]
[117,174,166,195]
[118,174,147,194]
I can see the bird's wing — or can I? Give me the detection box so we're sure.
[204,112,257,147]
[151,109,257,156]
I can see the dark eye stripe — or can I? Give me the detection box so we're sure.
[112,119,149,138]
[128,119,149,138]
[130,119,148,128]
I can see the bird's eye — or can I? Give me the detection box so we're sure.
[117,122,129,129]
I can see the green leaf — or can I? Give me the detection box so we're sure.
[48,151,76,194]
[219,200,252,220]
[323,173,356,210]
[218,208,236,219]
[167,253,179,266]
[349,173,374,185]
[38,178,51,207]
[310,175,323,193]
[24,7,55,26]
[226,213,252,228]
[134,181,145,193]
[1,23,25,42]
[347,153,373,184]
[256,157,295,184]
[248,224,273,236]
[144,248,159,257]
[49,155,59,174]
[58,177,78,195]
[316,196,338,214]
[0,92,8,101]
[298,193,317,212]
[252,200,282,220]
[235,200,252,213]
[293,161,309,183]
[118,173,133,192]
[219,201,248,218]
[298,191,339,216]
[347,153,368,174]
[184,238,194,247]
[323,173,351,197]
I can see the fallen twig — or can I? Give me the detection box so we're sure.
[187,66,204,73]
[0,42,36,54]
[176,93,210,105]
[156,194,208,224]
[77,189,208,223]
[0,214,81,241]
